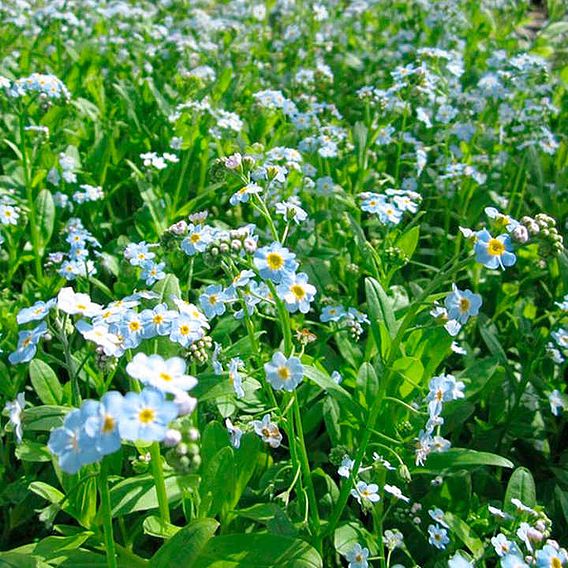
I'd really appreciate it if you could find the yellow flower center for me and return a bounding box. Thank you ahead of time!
[138,408,155,424]
[277,366,291,380]
[159,372,172,382]
[488,238,505,256]
[153,314,164,324]
[552,558,562,568]
[291,284,306,300]
[129,321,141,332]
[266,252,284,270]
[76,303,87,311]
[102,415,115,433]
[459,298,470,313]
[22,337,32,347]
[179,324,190,335]
[209,295,218,305]
[190,233,201,243]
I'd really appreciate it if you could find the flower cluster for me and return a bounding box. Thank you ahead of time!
[415,373,465,466]
[3,73,70,101]
[124,241,166,286]
[359,188,422,226]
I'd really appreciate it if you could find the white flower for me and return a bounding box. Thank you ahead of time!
[351,481,381,505]
[126,353,197,394]
[76,320,122,357]
[384,484,410,502]
[5,393,25,444]
[57,287,102,317]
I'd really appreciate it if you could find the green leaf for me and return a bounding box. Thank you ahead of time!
[15,441,52,462]
[143,515,181,539]
[504,467,536,513]
[478,315,508,364]
[152,519,219,568]
[29,360,63,405]
[68,473,97,528]
[153,274,181,309]
[444,513,484,559]
[0,552,51,568]
[189,533,322,567]
[232,434,261,506]
[233,503,281,523]
[395,225,420,261]
[24,406,68,431]
[421,449,514,471]
[365,277,397,357]
[29,482,65,505]
[356,362,379,409]
[35,189,55,254]
[303,365,360,417]
[199,447,235,518]
[33,533,93,561]
[334,522,378,556]
[111,474,183,516]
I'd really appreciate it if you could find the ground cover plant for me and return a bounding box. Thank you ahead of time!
[0,0,567,566]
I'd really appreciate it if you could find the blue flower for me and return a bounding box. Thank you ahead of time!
[475,229,516,270]
[234,281,267,320]
[448,553,474,568]
[16,299,56,325]
[118,388,178,442]
[140,303,177,338]
[251,414,282,448]
[360,192,387,214]
[181,224,213,256]
[124,241,155,267]
[83,392,124,456]
[535,544,568,567]
[229,183,262,206]
[501,554,529,568]
[265,351,304,391]
[199,284,228,319]
[444,284,482,325]
[344,543,369,568]
[276,272,316,314]
[140,260,166,286]
[426,374,465,418]
[228,357,245,398]
[428,524,449,550]
[320,305,346,322]
[169,313,203,347]
[225,418,243,449]
[117,310,144,349]
[254,243,298,283]
[350,481,381,506]
[9,321,48,365]
[48,407,101,474]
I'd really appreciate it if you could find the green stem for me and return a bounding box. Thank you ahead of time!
[267,281,293,356]
[18,109,43,283]
[254,194,279,241]
[293,395,321,552]
[99,460,118,568]
[325,255,471,538]
[150,442,171,524]
[58,316,81,406]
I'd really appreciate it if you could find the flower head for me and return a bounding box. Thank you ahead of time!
[119,389,178,442]
[264,352,304,392]
[474,229,516,270]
